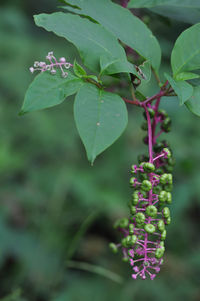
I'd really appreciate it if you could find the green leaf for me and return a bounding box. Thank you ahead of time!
[128,0,170,7]
[21,71,83,113]
[74,83,128,163]
[128,1,200,25]
[171,23,200,77]
[34,13,134,75]
[61,0,161,71]
[128,0,200,8]
[73,60,87,78]
[174,72,200,81]
[185,86,200,116]
[99,54,137,77]
[165,73,193,105]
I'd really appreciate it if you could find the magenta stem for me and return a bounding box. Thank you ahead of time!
[143,104,153,163]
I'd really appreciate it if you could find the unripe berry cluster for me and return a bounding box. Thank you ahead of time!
[110,104,175,280]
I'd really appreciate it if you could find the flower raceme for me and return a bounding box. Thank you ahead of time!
[110,105,174,280]
[29,51,73,78]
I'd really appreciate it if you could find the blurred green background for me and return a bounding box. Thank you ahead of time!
[0,0,200,300]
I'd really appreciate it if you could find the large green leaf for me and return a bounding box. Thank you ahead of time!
[61,0,161,71]
[165,73,193,105]
[128,0,200,24]
[34,13,136,76]
[128,0,200,8]
[171,23,200,77]
[74,83,128,163]
[185,86,200,116]
[21,71,83,113]
[128,0,172,7]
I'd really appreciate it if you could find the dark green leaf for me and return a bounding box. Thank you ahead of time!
[21,71,83,113]
[128,0,200,24]
[171,23,200,77]
[185,86,200,116]
[34,13,134,75]
[149,7,200,25]
[61,0,161,71]
[74,83,128,163]
[165,73,193,105]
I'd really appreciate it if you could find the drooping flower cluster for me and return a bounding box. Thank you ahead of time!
[110,104,175,280]
[29,51,73,78]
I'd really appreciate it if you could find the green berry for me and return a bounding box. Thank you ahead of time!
[122,237,128,248]
[130,206,137,215]
[148,108,156,118]
[122,235,137,247]
[157,219,165,232]
[141,180,152,192]
[122,257,129,262]
[163,148,171,158]
[130,235,137,244]
[160,173,173,185]
[129,224,134,234]
[160,174,168,185]
[143,162,155,173]
[132,193,139,205]
[114,218,129,229]
[160,241,165,247]
[163,207,170,218]
[143,108,155,119]
[146,205,157,217]
[132,197,139,206]
[166,192,172,204]
[166,216,171,225]
[144,223,156,234]
[158,190,168,203]
[135,212,146,224]
[130,177,136,185]
[155,246,165,259]
[161,230,167,241]
[109,243,118,254]
[163,117,171,127]
[158,109,168,118]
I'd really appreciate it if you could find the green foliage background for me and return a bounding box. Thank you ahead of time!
[0,0,200,300]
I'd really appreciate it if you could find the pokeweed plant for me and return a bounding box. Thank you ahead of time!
[21,0,200,280]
